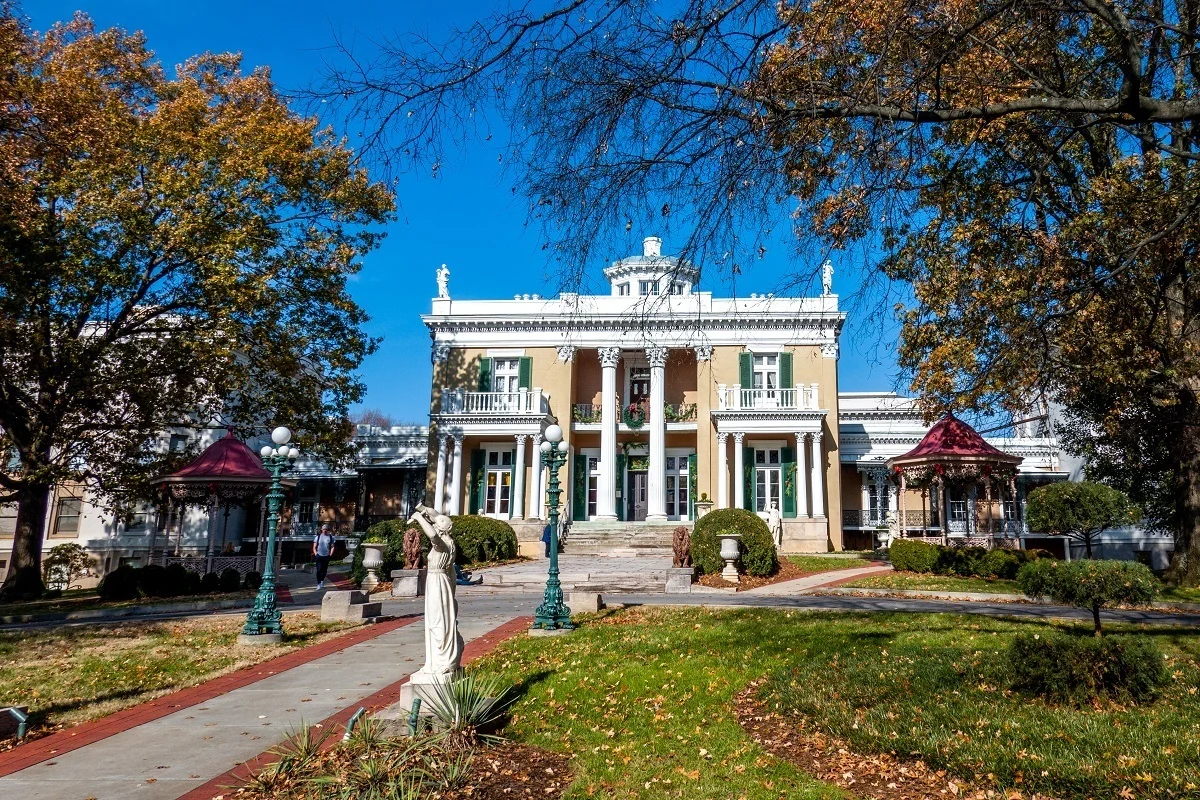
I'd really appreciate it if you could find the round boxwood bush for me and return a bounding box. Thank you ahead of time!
[219,567,242,593]
[98,564,140,602]
[200,571,221,594]
[243,571,263,591]
[137,564,169,597]
[161,563,191,597]
[889,539,939,573]
[1007,631,1168,704]
[183,569,203,595]
[690,508,777,577]
[1017,558,1159,635]
[449,516,518,565]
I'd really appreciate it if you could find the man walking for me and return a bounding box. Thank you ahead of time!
[312,524,336,590]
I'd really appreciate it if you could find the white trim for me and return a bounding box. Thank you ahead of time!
[486,349,527,357]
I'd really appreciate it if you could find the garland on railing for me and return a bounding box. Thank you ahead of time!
[623,402,647,429]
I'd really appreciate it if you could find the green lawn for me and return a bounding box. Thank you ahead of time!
[0,614,351,733]
[786,553,873,574]
[472,607,1200,799]
[836,571,1023,594]
[1162,585,1200,604]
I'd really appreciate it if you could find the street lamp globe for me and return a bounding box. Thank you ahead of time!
[287,447,300,460]
[544,424,563,444]
[260,445,273,458]
[540,440,552,453]
[271,426,291,446]
[558,441,568,453]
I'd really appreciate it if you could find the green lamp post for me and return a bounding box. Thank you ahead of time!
[532,423,573,632]
[238,426,298,645]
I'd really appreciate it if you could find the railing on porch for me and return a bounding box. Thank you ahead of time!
[572,403,602,423]
[440,388,548,414]
[664,402,697,422]
[572,401,697,424]
[844,509,942,530]
[842,509,889,528]
[160,554,266,577]
[716,385,821,411]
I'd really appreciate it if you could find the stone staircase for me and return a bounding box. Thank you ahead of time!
[563,520,689,557]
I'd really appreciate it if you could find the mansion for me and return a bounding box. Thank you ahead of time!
[424,237,1069,553]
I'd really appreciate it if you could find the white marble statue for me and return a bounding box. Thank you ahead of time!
[768,500,783,549]
[436,264,450,298]
[821,260,833,296]
[407,504,463,679]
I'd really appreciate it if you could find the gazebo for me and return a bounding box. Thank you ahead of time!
[151,427,279,575]
[886,413,1024,548]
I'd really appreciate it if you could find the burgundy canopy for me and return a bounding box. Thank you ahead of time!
[153,428,275,504]
[892,413,1020,465]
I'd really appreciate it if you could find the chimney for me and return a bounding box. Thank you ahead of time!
[643,236,662,258]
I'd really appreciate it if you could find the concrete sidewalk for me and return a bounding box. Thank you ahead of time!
[743,564,892,595]
[0,605,526,800]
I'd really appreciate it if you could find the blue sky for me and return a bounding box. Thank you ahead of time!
[27,1,907,422]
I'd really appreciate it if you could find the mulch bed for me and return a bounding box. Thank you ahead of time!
[735,681,1055,800]
[695,557,841,591]
[442,742,572,799]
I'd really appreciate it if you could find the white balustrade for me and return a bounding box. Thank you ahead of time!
[717,386,800,410]
[440,388,547,414]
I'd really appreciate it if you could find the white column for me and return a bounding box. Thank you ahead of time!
[716,432,729,509]
[646,346,669,521]
[433,432,448,513]
[732,432,745,509]
[796,432,810,517]
[810,431,825,517]
[597,347,621,520]
[448,432,464,515]
[513,434,527,519]
[530,433,544,520]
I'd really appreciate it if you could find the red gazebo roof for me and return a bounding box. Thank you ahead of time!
[155,428,272,485]
[891,413,1022,465]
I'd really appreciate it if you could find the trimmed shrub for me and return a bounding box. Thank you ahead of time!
[219,567,242,593]
[449,516,518,565]
[243,571,263,591]
[889,539,939,573]
[1008,631,1168,704]
[137,564,169,597]
[183,569,203,595]
[161,563,191,597]
[977,548,1024,580]
[1017,558,1159,634]
[200,571,221,594]
[691,508,778,577]
[98,564,139,602]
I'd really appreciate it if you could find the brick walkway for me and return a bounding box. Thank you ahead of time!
[0,610,527,800]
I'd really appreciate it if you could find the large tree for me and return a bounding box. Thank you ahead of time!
[324,0,1200,583]
[0,11,393,597]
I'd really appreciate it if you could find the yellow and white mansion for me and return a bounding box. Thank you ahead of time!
[423,237,1065,553]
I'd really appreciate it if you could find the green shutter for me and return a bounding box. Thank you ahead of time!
[518,356,532,390]
[738,352,752,388]
[779,352,793,391]
[743,447,755,511]
[468,449,486,514]
[781,446,797,518]
[477,358,493,391]
[615,453,626,521]
[573,454,588,521]
[688,453,698,520]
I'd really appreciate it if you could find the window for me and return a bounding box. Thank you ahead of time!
[629,367,651,406]
[665,456,691,520]
[168,434,189,454]
[638,280,660,295]
[484,450,514,516]
[297,501,316,524]
[491,358,521,394]
[751,354,778,402]
[54,497,82,535]
[618,283,630,296]
[587,456,600,518]
[867,481,890,524]
[669,282,685,295]
[0,504,16,535]
[125,504,155,534]
[754,449,782,513]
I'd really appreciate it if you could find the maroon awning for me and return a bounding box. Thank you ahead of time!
[153,428,273,494]
[891,413,1021,465]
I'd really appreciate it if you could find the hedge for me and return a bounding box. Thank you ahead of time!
[97,564,247,602]
[351,515,518,586]
[889,540,1044,579]
[1008,632,1168,704]
[691,508,778,578]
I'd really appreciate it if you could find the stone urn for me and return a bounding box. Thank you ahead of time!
[361,543,384,592]
[718,532,741,584]
[694,498,714,519]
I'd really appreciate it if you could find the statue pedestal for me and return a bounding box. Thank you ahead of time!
[391,568,427,597]
[665,567,695,594]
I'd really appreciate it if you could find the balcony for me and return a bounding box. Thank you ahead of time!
[439,388,549,415]
[571,401,698,426]
[716,385,820,411]
[842,509,943,529]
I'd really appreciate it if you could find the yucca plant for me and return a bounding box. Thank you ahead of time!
[422,671,513,750]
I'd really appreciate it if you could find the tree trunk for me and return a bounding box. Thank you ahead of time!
[0,483,52,599]
[1084,535,1093,559]
[1168,405,1200,586]
[1092,602,1102,637]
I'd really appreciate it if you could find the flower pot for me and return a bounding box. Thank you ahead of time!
[361,543,384,592]
[694,500,714,519]
[718,532,741,584]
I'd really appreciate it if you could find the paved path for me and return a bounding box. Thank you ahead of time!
[0,600,529,800]
[743,564,892,595]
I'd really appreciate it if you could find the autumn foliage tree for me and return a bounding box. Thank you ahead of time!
[325,0,1200,583]
[0,12,393,597]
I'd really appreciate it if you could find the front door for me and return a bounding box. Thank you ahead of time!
[627,472,648,521]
